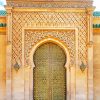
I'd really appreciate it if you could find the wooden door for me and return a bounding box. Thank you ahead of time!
[33,42,66,100]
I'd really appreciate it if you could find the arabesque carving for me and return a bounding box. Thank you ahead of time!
[24,29,75,67]
[12,11,87,68]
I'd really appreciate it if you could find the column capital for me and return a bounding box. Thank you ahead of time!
[87,41,93,48]
[5,6,13,16]
[86,7,95,15]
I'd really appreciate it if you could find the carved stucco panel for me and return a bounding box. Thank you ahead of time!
[12,11,87,67]
[24,30,75,67]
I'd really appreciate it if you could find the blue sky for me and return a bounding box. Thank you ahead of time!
[0,0,100,11]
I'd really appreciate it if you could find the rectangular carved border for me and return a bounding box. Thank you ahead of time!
[22,27,78,100]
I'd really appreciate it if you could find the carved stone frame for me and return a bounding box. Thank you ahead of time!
[22,27,78,100]
[6,6,94,100]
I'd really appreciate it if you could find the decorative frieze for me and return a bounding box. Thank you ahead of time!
[7,1,92,8]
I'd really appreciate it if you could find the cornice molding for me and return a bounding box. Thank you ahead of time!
[11,8,86,12]
[6,1,92,8]
[5,7,95,13]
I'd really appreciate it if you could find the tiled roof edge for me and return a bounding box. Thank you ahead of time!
[93,24,100,28]
[0,10,100,16]
[93,11,100,17]
[0,10,7,16]
[0,23,6,27]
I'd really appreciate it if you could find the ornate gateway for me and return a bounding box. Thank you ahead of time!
[6,0,94,100]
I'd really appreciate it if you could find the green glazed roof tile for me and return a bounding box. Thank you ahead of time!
[0,10,7,16]
[0,10,100,17]
[0,23,6,27]
[93,24,100,28]
[93,12,100,17]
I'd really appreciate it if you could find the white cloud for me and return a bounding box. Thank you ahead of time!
[0,0,6,10]
[0,5,5,10]
[0,0,6,5]
[93,0,100,11]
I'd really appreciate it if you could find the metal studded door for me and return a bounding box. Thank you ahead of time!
[33,42,66,100]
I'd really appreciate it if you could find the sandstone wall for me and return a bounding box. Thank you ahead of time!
[94,32,100,100]
[0,17,6,100]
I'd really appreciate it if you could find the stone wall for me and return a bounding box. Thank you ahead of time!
[0,16,6,100]
[94,33,100,100]
[93,16,100,100]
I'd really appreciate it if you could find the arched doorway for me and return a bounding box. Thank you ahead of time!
[33,42,66,100]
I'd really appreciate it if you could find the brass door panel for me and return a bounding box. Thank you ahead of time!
[33,42,66,100]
